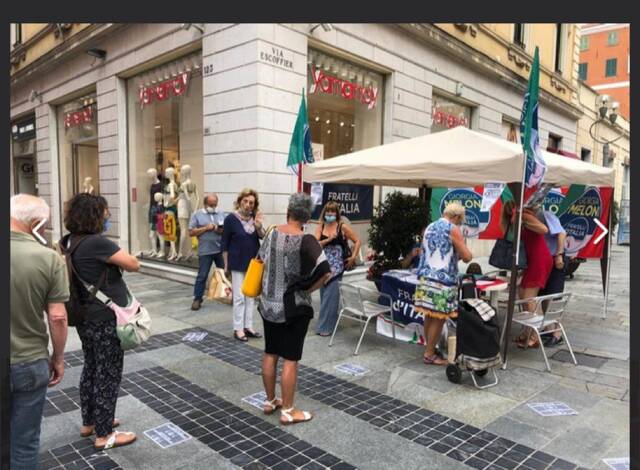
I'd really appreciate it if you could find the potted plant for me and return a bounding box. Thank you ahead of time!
[366,191,429,289]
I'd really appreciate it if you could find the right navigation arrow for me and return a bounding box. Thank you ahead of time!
[593,218,609,245]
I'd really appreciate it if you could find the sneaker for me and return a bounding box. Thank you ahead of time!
[191,299,202,311]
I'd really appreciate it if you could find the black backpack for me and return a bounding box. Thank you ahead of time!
[59,235,107,327]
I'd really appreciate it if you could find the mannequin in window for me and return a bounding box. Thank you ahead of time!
[83,177,95,195]
[152,192,166,258]
[177,164,198,260]
[163,167,180,260]
[145,168,164,256]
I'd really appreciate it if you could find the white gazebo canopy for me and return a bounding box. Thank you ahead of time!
[303,126,614,188]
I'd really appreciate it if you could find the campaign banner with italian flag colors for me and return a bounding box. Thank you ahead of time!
[430,185,612,258]
[430,187,504,240]
[555,185,613,259]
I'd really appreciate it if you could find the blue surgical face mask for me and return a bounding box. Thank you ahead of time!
[324,214,337,223]
[103,217,111,233]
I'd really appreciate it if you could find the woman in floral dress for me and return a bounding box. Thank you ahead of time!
[414,202,473,365]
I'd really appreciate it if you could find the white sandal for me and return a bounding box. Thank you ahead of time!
[95,430,137,450]
[280,407,313,425]
[263,397,282,415]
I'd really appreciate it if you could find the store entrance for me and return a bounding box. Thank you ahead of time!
[71,138,99,195]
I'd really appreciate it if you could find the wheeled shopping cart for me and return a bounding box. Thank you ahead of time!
[445,275,502,389]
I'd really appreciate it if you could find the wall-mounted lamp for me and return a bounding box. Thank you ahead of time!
[86,48,107,60]
[455,82,464,96]
[181,23,204,34]
[29,90,41,103]
[309,23,334,34]
[590,93,623,167]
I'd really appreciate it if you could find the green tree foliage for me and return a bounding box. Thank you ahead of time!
[366,191,429,281]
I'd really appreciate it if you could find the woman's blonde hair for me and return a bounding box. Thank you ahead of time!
[234,188,260,213]
[443,202,465,219]
[318,201,341,224]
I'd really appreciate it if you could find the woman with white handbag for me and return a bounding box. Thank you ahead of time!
[61,194,140,451]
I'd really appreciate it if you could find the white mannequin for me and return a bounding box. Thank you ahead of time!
[163,167,179,260]
[152,192,166,258]
[145,168,162,256]
[177,164,199,260]
[83,177,95,195]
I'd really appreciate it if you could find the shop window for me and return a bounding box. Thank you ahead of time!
[11,115,37,195]
[578,63,588,81]
[307,50,383,162]
[57,93,99,207]
[306,49,384,248]
[127,52,203,268]
[431,94,472,134]
[605,58,617,77]
[579,35,589,51]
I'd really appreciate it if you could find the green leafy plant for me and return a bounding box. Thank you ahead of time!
[610,199,619,230]
[366,191,429,282]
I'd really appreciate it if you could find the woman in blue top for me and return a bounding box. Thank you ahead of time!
[414,202,472,366]
[222,188,265,342]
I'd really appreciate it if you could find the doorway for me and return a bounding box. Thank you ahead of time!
[72,139,99,195]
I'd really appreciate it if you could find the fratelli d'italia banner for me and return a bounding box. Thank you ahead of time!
[430,185,613,259]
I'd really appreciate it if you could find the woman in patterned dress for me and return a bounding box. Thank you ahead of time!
[414,202,473,365]
[258,193,331,424]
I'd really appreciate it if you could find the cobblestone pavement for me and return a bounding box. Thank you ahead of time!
[39,246,630,470]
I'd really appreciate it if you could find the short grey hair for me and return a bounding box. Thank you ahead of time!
[10,194,49,224]
[203,193,219,205]
[287,192,314,223]
[443,202,465,218]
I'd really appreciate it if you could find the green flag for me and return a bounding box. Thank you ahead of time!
[287,89,313,169]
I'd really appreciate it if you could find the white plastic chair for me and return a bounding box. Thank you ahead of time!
[511,293,577,372]
[329,283,395,355]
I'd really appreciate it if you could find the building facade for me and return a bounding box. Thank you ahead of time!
[576,82,630,209]
[10,23,584,273]
[578,23,630,120]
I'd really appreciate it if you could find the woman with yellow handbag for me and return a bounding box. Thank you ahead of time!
[221,188,265,342]
[256,193,331,425]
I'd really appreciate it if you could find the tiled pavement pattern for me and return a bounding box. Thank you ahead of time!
[39,440,122,470]
[62,329,195,368]
[41,365,356,470]
[45,388,130,419]
[185,331,586,470]
[51,329,587,469]
[120,367,357,470]
[40,246,629,469]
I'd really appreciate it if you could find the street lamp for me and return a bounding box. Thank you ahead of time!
[589,94,622,167]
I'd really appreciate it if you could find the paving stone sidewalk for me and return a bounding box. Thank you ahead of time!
[39,246,630,469]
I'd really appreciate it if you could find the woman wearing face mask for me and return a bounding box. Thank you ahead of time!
[59,193,140,450]
[414,202,472,366]
[221,188,265,342]
[314,201,361,336]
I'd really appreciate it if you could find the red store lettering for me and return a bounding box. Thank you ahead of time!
[310,66,378,109]
[64,106,94,129]
[139,72,190,109]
